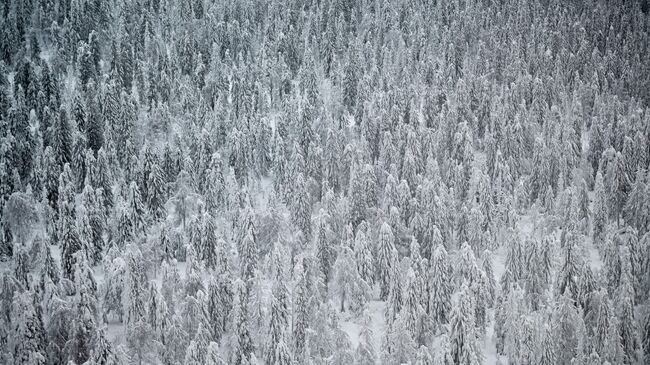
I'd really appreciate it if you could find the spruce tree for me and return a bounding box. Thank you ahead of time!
[616,248,640,365]
[146,156,167,220]
[59,167,82,281]
[292,257,311,363]
[447,282,483,365]
[91,327,120,365]
[292,173,312,246]
[401,268,424,345]
[354,228,374,286]
[238,210,258,285]
[10,292,47,365]
[429,244,452,332]
[125,181,146,237]
[349,160,367,229]
[51,107,73,170]
[377,222,396,300]
[333,243,369,314]
[314,209,334,288]
[200,212,219,269]
[229,280,254,365]
[264,274,290,365]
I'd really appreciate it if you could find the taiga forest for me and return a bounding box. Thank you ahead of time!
[1,0,650,364]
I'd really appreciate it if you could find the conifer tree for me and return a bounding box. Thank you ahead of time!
[10,292,47,365]
[353,226,374,285]
[93,148,113,211]
[447,282,483,365]
[125,181,146,237]
[553,294,586,365]
[292,257,311,363]
[13,247,30,289]
[314,209,334,287]
[68,296,96,364]
[200,212,219,270]
[229,280,254,365]
[206,260,233,343]
[292,172,312,245]
[401,268,424,345]
[382,308,416,365]
[555,231,585,303]
[624,168,648,234]
[51,107,73,170]
[429,244,452,332]
[377,222,396,300]
[587,288,611,357]
[264,273,290,365]
[238,210,258,285]
[333,243,369,314]
[91,327,120,365]
[59,167,82,281]
[538,324,556,365]
[349,160,367,229]
[42,244,60,285]
[146,156,167,220]
[385,254,403,327]
[616,248,640,365]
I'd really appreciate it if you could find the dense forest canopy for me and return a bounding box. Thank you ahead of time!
[1,0,650,364]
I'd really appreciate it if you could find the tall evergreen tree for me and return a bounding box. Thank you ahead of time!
[446,283,483,365]
[429,244,452,332]
[229,280,254,365]
[51,107,73,171]
[377,222,396,300]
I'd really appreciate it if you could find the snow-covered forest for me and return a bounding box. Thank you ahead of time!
[1,0,650,363]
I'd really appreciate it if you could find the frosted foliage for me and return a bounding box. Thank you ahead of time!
[0,0,649,364]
